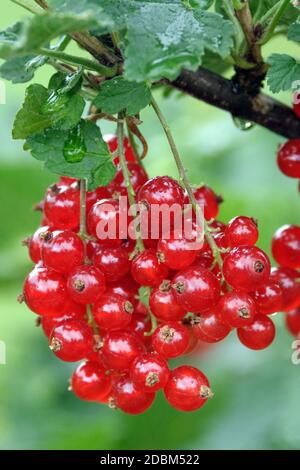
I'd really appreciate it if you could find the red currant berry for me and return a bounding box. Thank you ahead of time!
[157,233,198,270]
[293,93,300,118]
[164,366,213,412]
[41,230,84,273]
[138,176,185,208]
[28,225,50,263]
[130,352,169,393]
[151,322,190,359]
[237,315,275,350]
[252,281,283,315]
[270,267,300,311]
[108,163,148,196]
[110,375,155,414]
[192,312,231,342]
[285,308,300,336]
[41,301,86,337]
[185,185,221,221]
[71,361,112,401]
[131,249,169,287]
[93,247,130,282]
[272,224,300,269]
[104,134,136,165]
[100,331,145,371]
[223,246,271,291]
[225,216,258,247]
[67,265,106,304]
[277,140,300,178]
[44,183,80,230]
[218,291,257,328]
[49,319,94,362]
[92,293,133,331]
[23,265,68,316]
[127,314,152,345]
[149,280,186,322]
[172,266,221,313]
[59,176,78,185]
[107,276,139,301]
[87,198,126,246]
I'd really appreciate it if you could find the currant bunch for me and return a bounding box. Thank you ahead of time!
[20,133,300,415]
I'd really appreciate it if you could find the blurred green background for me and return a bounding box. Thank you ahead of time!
[0,1,300,451]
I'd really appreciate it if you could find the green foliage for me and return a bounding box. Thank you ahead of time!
[0,54,47,84]
[266,54,300,93]
[93,77,151,115]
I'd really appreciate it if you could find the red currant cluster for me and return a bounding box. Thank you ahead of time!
[20,134,300,415]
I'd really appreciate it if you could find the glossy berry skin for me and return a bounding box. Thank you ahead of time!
[41,301,86,337]
[225,216,258,247]
[223,246,271,292]
[92,293,133,331]
[164,366,212,412]
[192,313,231,343]
[28,225,50,263]
[277,140,300,178]
[108,163,148,196]
[131,249,169,287]
[104,134,136,165]
[127,314,152,345]
[87,198,125,247]
[185,185,220,221]
[93,247,130,282]
[49,319,94,362]
[100,331,145,371]
[252,281,283,315]
[172,266,221,313]
[149,280,186,322]
[130,353,170,393]
[151,322,190,359]
[270,267,300,312]
[157,233,198,270]
[138,176,185,208]
[285,308,300,336]
[272,225,300,269]
[237,315,275,350]
[41,230,84,274]
[23,265,68,316]
[44,183,80,230]
[71,361,112,402]
[218,291,257,328]
[110,375,155,414]
[107,276,139,301]
[67,265,106,304]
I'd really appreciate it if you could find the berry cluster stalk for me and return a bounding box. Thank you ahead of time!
[150,96,223,269]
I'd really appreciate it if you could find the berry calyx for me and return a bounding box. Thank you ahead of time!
[28,225,51,263]
[237,315,276,350]
[130,353,170,393]
[149,280,186,322]
[218,290,257,328]
[131,249,169,287]
[151,322,190,359]
[67,265,106,304]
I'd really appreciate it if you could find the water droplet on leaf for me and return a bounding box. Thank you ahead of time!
[63,123,86,163]
[232,117,255,131]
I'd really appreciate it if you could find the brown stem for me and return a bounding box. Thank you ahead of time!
[235,0,262,64]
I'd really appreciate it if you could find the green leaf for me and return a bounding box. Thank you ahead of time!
[288,16,300,42]
[125,4,233,82]
[24,120,116,190]
[0,11,109,59]
[266,54,300,93]
[0,54,47,83]
[249,0,299,25]
[93,77,151,115]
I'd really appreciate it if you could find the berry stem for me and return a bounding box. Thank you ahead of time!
[79,179,87,241]
[150,95,223,269]
[117,112,144,252]
[11,0,41,14]
[126,119,146,171]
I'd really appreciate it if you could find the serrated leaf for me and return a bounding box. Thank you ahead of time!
[93,77,151,115]
[266,54,300,93]
[25,120,116,190]
[181,0,213,9]
[288,17,300,42]
[0,54,47,83]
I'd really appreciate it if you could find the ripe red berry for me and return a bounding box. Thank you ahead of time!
[108,163,148,196]
[192,312,231,343]
[49,319,94,362]
[104,134,136,165]
[138,176,185,208]
[223,246,271,291]
[127,314,152,345]
[41,301,86,337]
[130,353,170,393]
[285,308,300,336]
[277,140,300,178]
[218,291,257,328]
[270,267,300,312]
[67,265,106,304]
[28,225,50,263]
[149,280,186,322]
[23,265,68,316]
[151,322,190,359]
[157,233,198,270]
[100,331,145,371]
[41,230,84,273]
[93,247,130,282]
[172,266,221,313]
[252,281,283,315]
[92,293,133,331]
[110,375,155,414]
[185,185,221,221]
[71,361,112,401]
[272,224,300,269]
[87,198,126,246]
[131,249,169,287]
[293,94,300,118]
[164,366,213,412]
[44,183,80,230]
[225,216,258,247]
[107,276,139,301]
[237,315,275,350]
